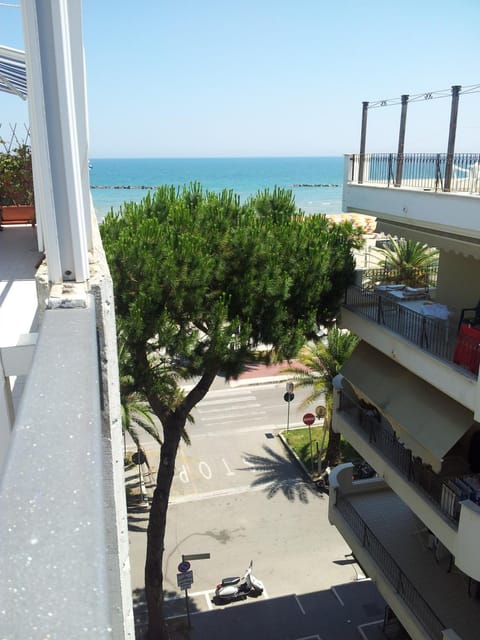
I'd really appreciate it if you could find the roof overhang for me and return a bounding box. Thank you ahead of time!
[0,45,27,100]
[340,341,475,472]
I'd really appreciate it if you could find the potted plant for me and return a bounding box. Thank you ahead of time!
[0,144,35,228]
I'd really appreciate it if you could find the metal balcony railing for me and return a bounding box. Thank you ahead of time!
[338,391,462,524]
[349,152,480,194]
[344,285,453,362]
[336,494,446,640]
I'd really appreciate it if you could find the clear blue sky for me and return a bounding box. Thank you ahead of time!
[1,0,479,158]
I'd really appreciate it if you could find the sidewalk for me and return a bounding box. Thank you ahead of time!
[228,359,304,387]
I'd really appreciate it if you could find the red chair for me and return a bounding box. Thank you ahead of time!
[453,324,480,374]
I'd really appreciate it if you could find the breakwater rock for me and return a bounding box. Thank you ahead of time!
[292,183,340,188]
[91,185,159,190]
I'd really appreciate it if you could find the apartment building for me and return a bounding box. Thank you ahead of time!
[329,91,480,640]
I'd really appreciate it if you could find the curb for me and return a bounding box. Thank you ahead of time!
[228,374,292,388]
[277,431,316,482]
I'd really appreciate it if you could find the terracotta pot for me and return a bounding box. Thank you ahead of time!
[0,205,36,229]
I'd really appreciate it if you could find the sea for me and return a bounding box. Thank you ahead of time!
[89,156,344,222]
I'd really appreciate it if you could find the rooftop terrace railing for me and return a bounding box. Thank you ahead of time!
[349,153,480,194]
[336,494,446,640]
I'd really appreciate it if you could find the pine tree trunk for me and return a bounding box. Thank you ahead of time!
[145,416,182,640]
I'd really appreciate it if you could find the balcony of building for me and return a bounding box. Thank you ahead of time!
[328,465,480,640]
[332,380,480,573]
[344,85,480,245]
[343,153,480,245]
[341,264,480,416]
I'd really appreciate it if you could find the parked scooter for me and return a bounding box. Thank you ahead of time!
[214,560,264,603]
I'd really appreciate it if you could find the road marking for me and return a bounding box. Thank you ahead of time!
[331,586,344,606]
[170,484,261,504]
[169,480,308,504]
[199,407,264,418]
[198,461,212,479]
[358,620,384,640]
[205,592,214,610]
[222,458,235,476]
[198,396,256,408]
[178,464,189,483]
[242,457,257,472]
[296,635,321,640]
[294,594,306,615]
[190,423,283,438]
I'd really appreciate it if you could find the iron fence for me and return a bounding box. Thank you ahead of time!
[338,391,460,524]
[344,286,451,361]
[336,495,446,640]
[361,265,439,290]
[349,152,480,194]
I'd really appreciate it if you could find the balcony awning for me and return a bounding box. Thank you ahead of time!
[340,341,474,472]
[0,45,27,100]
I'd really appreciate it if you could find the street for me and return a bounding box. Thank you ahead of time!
[127,377,387,639]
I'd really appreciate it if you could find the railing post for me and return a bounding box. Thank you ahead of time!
[358,101,369,184]
[444,85,461,192]
[435,153,443,192]
[395,94,409,187]
[387,154,394,186]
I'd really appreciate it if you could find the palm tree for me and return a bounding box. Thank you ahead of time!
[375,236,439,287]
[118,334,191,470]
[121,386,162,469]
[284,327,359,467]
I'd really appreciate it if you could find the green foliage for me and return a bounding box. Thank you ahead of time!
[245,186,297,221]
[101,184,358,404]
[374,236,439,287]
[100,183,360,634]
[283,327,359,465]
[0,144,34,206]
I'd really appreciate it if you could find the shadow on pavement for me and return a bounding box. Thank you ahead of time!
[159,579,390,640]
[242,444,322,503]
[133,587,202,640]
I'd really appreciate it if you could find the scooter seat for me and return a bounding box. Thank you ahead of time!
[221,576,240,586]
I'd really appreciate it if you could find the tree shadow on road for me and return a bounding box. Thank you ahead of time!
[133,587,200,640]
[242,444,322,503]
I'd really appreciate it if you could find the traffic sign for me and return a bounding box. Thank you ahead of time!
[132,450,146,465]
[177,570,193,589]
[284,392,294,402]
[178,561,191,573]
[182,553,211,561]
[303,412,315,425]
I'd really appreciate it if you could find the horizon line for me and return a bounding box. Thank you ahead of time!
[89,154,345,161]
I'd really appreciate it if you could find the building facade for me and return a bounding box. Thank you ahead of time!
[329,130,480,639]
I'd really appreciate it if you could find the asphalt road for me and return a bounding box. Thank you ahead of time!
[127,380,387,639]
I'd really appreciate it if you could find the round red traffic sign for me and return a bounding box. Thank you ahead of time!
[303,413,315,426]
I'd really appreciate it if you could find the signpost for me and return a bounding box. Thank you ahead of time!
[284,382,294,432]
[132,448,147,503]
[178,553,210,628]
[303,413,316,474]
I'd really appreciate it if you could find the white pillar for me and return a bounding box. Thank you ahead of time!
[21,0,90,283]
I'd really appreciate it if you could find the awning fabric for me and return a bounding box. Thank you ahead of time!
[340,341,474,472]
[0,45,27,100]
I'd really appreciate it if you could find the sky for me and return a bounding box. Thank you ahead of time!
[0,0,479,158]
